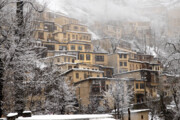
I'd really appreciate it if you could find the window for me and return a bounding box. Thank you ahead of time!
[72,59,75,63]
[78,46,82,50]
[80,54,84,60]
[84,73,87,79]
[59,46,67,50]
[141,115,143,119]
[57,58,60,62]
[86,54,90,60]
[101,81,105,91]
[44,22,54,32]
[68,34,70,40]
[140,83,144,89]
[64,57,66,62]
[71,45,75,50]
[38,32,44,39]
[83,35,86,40]
[97,75,99,77]
[95,55,104,62]
[92,84,100,93]
[92,81,100,93]
[74,26,78,30]
[124,62,127,66]
[68,57,70,62]
[81,27,85,31]
[54,26,57,30]
[120,62,123,66]
[106,71,111,77]
[124,54,127,58]
[59,46,63,50]
[106,85,109,91]
[72,34,75,39]
[63,33,66,38]
[85,45,91,50]
[76,73,79,78]
[136,83,139,89]
[119,54,122,58]
[68,66,72,70]
[44,44,55,50]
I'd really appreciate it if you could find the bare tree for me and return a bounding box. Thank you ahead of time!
[0,0,44,116]
[104,80,133,119]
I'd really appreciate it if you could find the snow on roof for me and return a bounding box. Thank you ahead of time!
[66,30,90,34]
[129,60,149,64]
[112,109,149,114]
[61,68,104,76]
[41,54,77,60]
[160,73,179,77]
[86,77,108,80]
[17,114,114,120]
[64,23,87,26]
[96,65,114,69]
[93,50,108,54]
[117,51,129,54]
[56,62,77,66]
[69,40,91,44]
[114,69,159,76]
[72,68,104,72]
[129,109,150,113]
[74,77,115,84]
[7,113,18,117]
[23,111,32,114]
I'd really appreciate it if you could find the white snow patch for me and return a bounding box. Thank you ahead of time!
[88,29,101,40]
[7,113,18,117]
[146,47,157,57]
[36,61,47,69]
[17,114,115,120]
[23,111,32,114]
[148,113,161,120]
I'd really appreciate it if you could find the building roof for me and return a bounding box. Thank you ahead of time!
[69,40,92,44]
[61,68,104,76]
[56,62,77,66]
[41,54,77,60]
[117,51,129,54]
[129,60,149,64]
[95,65,114,69]
[66,30,90,34]
[74,77,109,84]
[64,23,88,27]
[113,69,159,76]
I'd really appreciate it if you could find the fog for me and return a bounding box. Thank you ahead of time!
[37,0,180,24]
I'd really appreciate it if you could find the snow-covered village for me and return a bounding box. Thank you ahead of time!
[1,0,180,120]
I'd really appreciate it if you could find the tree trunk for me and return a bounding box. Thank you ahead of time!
[128,108,131,120]
[0,59,3,117]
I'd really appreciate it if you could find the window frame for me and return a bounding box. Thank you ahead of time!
[71,45,75,50]
[76,73,79,79]
[80,54,84,60]
[86,54,91,60]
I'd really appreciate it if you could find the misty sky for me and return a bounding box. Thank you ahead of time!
[37,0,180,24]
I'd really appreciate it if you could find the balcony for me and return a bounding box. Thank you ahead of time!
[134,89,145,94]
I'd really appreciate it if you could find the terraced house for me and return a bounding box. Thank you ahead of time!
[33,10,163,108]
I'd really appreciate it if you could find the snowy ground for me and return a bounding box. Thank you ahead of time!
[148,113,161,120]
[17,114,115,120]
